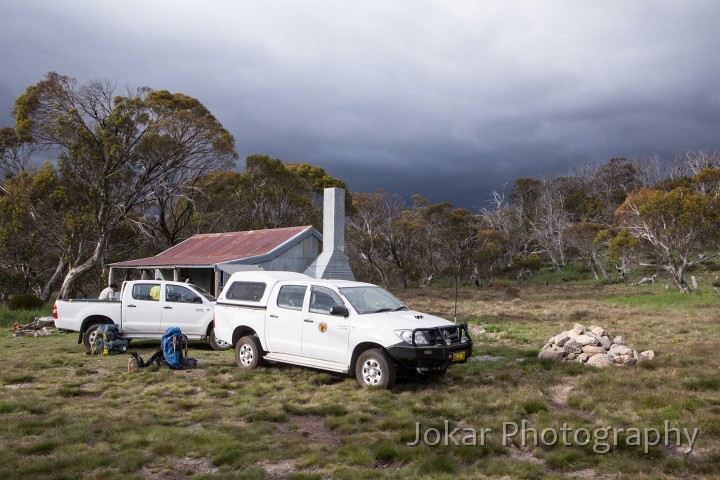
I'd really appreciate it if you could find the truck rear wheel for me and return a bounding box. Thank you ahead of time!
[356,348,396,389]
[82,324,102,352]
[209,330,232,351]
[235,336,263,369]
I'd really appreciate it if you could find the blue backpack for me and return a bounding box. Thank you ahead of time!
[136,327,197,370]
[162,327,186,368]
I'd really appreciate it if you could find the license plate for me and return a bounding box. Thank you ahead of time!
[452,351,466,362]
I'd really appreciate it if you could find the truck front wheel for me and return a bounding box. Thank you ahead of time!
[356,349,396,389]
[235,336,263,369]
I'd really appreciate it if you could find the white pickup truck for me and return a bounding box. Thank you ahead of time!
[53,280,229,351]
[214,271,473,388]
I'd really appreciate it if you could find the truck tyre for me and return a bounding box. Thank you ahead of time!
[209,330,232,351]
[235,336,263,369]
[82,323,102,352]
[356,348,396,389]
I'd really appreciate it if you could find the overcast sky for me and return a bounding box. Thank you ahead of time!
[2,1,720,209]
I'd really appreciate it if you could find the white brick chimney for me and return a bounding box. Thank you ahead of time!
[304,187,355,280]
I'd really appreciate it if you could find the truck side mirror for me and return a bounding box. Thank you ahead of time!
[193,296,203,304]
[330,305,349,317]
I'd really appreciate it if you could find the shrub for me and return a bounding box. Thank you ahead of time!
[522,399,548,414]
[705,261,720,271]
[8,294,44,311]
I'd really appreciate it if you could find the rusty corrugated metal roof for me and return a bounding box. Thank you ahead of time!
[112,226,314,267]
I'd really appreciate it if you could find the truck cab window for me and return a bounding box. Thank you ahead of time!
[309,287,344,315]
[132,283,161,301]
[226,282,266,301]
[277,285,307,311]
[166,285,200,303]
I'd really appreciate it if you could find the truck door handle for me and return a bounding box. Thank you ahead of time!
[163,306,173,310]
[269,314,278,318]
[338,325,348,330]
[304,319,314,323]
[127,304,136,308]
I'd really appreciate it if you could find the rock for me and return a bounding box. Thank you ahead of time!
[539,349,566,361]
[589,326,606,337]
[539,324,651,368]
[35,327,53,336]
[554,332,571,347]
[563,339,582,354]
[586,353,614,368]
[470,325,486,335]
[609,344,633,356]
[639,350,655,362]
[613,354,637,366]
[575,335,598,346]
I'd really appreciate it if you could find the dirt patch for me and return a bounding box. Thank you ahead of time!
[139,456,217,479]
[506,446,543,464]
[274,415,342,449]
[568,468,617,479]
[260,459,297,479]
[550,377,579,410]
[2,383,32,390]
[178,368,206,380]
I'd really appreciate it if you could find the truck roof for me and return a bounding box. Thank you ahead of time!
[225,271,311,284]
[303,278,376,289]
[225,271,375,289]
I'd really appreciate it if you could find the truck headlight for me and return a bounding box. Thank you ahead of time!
[394,329,430,345]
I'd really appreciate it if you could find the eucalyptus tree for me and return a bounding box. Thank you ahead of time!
[563,222,609,280]
[616,187,720,293]
[0,165,69,300]
[0,126,34,182]
[14,72,237,298]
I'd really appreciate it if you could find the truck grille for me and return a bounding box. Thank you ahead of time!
[414,324,470,346]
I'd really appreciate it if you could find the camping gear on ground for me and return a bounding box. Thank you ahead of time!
[128,352,144,371]
[105,339,129,355]
[129,327,197,370]
[90,324,124,355]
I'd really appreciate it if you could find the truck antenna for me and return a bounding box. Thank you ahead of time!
[454,268,459,325]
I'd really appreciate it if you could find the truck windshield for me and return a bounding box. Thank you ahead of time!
[191,285,216,302]
[338,286,407,314]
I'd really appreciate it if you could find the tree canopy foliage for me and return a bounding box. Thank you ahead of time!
[1,73,719,298]
[3,72,238,298]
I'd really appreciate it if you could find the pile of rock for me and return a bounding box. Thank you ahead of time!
[539,323,655,368]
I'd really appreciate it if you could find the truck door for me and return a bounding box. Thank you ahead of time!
[266,285,307,355]
[301,286,350,364]
[122,282,163,333]
[162,284,208,335]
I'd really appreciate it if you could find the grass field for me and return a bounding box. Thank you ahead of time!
[1,281,719,479]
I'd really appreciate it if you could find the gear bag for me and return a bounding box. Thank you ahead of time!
[90,324,125,355]
[133,327,197,370]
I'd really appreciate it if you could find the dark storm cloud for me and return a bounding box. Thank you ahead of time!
[2,0,720,209]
